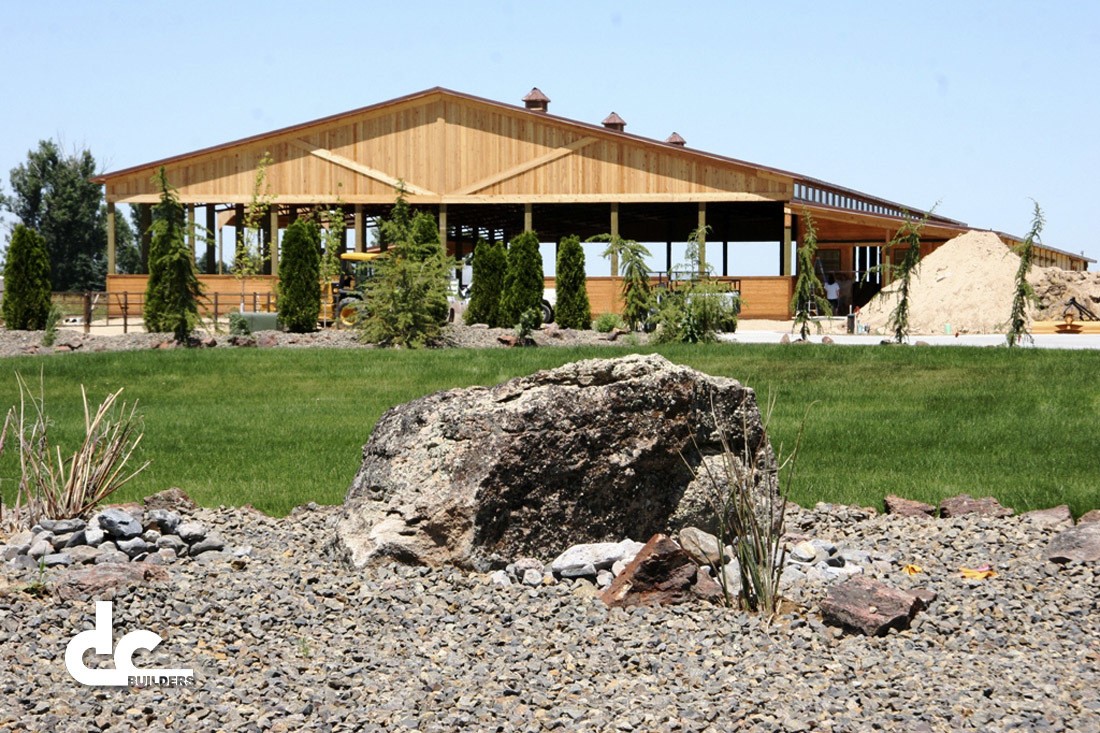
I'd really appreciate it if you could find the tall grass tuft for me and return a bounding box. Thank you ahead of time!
[0,373,150,532]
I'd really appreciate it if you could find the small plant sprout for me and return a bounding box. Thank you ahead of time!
[1006,201,1044,348]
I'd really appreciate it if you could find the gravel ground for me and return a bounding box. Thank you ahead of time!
[0,323,646,358]
[1,502,1096,732]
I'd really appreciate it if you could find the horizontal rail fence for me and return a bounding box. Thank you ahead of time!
[51,291,279,334]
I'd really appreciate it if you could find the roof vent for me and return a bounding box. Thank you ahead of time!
[522,87,550,113]
[665,132,686,146]
[602,112,626,132]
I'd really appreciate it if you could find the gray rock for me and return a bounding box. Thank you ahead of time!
[5,529,33,550]
[790,541,818,564]
[94,550,130,564]
[596,569,615,589]
[83,523,105,546]
[145,508,182,534]
[146,548,178,566]
[11,554,39,570]
[551,539,643,578]
[67,545,101,565]
[1043,522,1100,564]
[677,527,724,566]
[489,569,512,587]
[156,534,188,554]
[2,544,25,561]
[521,568,543,587]
[141,529,162,544]
[1021,505,1073,529]
[42,552,72,567]
[190,533,225,556]
[117,537,154,558]
[811,539,838,557]
[176,521,208,543]
[839,548,872,565]
[98,508,143,539]
[333,354,775,568]
[27,539,52,559]
[38,518,85,533]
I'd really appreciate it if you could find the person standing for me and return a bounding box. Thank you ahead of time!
[824,274,840,315]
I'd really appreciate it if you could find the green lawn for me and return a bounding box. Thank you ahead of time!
[0,344,1096,518]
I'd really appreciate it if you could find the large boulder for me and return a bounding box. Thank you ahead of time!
[332,354,775,568]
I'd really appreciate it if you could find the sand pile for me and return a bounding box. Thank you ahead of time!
[860,230,1023,335]
[1030,267,1100,320]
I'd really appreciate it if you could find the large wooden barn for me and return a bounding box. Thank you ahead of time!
[94,86,1091,320]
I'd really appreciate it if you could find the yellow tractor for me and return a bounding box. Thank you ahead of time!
[320,251,385,327]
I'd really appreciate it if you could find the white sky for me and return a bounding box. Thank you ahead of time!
[1,1,1097,273]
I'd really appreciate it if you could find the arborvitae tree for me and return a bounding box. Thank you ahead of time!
[554,235,591,329]
[790,211,831,340]
[464,238,506,327]
[2,224,52,330]
[1007,201,1044,347]
[358,189,452,347]
[143,167,204,342]
[278,218,322,333]
[499,230,544,326]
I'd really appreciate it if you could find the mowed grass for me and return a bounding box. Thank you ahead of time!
[0,344,1096,518]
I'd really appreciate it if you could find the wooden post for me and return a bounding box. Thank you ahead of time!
[354,204,365,253]
[781,208,793,277]
[609,203,620,277]
[270,207,280,275]
[697,202,706,275]
[186,204,196,262]
[218,225,224,275]
[882,232,893,286]
[523,203,533,233]
[106,202,116,275]
[438,203,448,252]
[139,204,152,273]
[722,240,728,277]
[234,203,245,271]
[205,205,216,274]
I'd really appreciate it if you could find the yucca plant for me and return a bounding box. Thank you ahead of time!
[0,373,150,531]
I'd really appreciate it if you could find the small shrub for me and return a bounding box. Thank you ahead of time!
[514,307,542,343]
[499,231,544,326]
[593,312,625,333]
[652,282,740,344]
[554,235,591,329]
[228,312,252,336]
[41,304,62,347]
[278,219,322,333]
[2,224,52,331]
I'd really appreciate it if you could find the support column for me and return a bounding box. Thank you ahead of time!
[139,204,152,273]
[270,208,280,275]
[523,203,533,233]
[781,208,793,277]
[186,204,196,263]
[205,205,216,274]
[218,225,224,275]
[697,202,706,275]
[106,202,116,276]
[722,240,728,277]
[234,204,245,270]
[881,231,893,286]
[439,203,448,251]
[354,205,365,253]
[609,203,620,277]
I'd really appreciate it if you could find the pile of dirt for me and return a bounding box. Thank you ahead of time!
[1031,268,1100,321]
[860,230,1022,335]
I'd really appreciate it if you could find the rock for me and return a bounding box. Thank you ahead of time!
[677,527,723,567]
[176,521,208,543]
[1077,509,1100,524]
[83,523,105,547]
[98,508,143,539]
[146,548,178,566]
[489,569,512,587]
[190,533,226,556]
[117,537,154,558]
[201,336,217,348]
[333,354,774,568]
[144,508,182,534]
[496,335,519,347]
[27,539,52,559]
[95,550,130,565]
[910,588,937,610]
[42,552,72,567]
[37,518,85,534]
[601,534,722,607]
[938,494,1013,518]
[789,541,817,564]
[780,334,790,344]
[228,335,256,347]
[596,569,615,589]
[67,546,101,565]
[156,535,188,554]
[256,332,279,348]
[55,562,170,601]
[1022,505,1074,529]
[4,529,33,551]
[143,487,197,513]
[1043,523,1100,564]
[521,568,542,587]
[141,529,162,544]
[551,540,642,578]
[819,576,922,636]
[821,336,834,345]
[884,494,936,518]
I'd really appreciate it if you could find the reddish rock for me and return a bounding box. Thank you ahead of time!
[1021,505,1073,529]
[256,332,279,348]
[1043,522,1100,564]
[143,487,197,513]
[884,494,936,518]
[601,534,721,608]
[55,562,170,601]
[938,494,1013,518]
[819,576,922,636]
[821,336,834,345]
[497,335,519,347]
[201,336,217,348]
[1078,510,1100,524]
[155,340,177,350]
[54,344,73,353]
[228,335,256,347]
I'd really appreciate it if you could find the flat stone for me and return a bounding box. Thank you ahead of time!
[56,562,170,600]
[144,509,182,534]
[67,546,102,565]
[190,533,225,556]
[37,518,85,534]
[94,550,130,565]
[176,521,208,543]
[938,494,1013,518]
[146,548,178,566]
[83,523,105,546]
[677,527,723,567]
[551,540,641,577]
[1021,505,1073,529]
[884,495,936,518]
[601,534,721,607]
[1043,522,1100,564]
[819,576,922,636]
[789,541,817,564]
[156,535,188,554]
[42,552,72,567]
[98,508,143,539]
